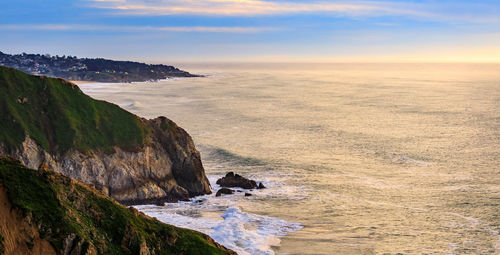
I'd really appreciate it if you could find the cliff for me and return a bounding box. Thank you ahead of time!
[0,157,235,255]
[0,66,211,204]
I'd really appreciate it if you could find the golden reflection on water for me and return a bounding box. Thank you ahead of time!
[81,63,500,254]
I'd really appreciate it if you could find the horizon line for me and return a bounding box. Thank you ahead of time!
[2,50,499,65]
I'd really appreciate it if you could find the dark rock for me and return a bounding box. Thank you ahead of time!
[37,162,52,173]
[216,188,234,197]
[244,193,252,197]
[258,182,266,189]
[216,172,261,189]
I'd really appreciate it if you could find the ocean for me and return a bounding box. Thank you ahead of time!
[79,63,500,254]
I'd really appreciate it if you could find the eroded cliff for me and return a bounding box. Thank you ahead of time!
[0,66,211,204]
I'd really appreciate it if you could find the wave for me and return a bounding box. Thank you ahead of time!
[135,175,303,255]
[212,207,302,255]
[125,100,143,110]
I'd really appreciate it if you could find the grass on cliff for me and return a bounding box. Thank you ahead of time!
[0,66,149,155]
[0,157,230,254]
[0,233,4,255]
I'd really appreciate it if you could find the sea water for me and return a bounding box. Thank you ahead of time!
[79,63,500,254]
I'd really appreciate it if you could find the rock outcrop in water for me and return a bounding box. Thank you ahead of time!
[216,172,266,190]
[0,66,211,204]
[215,188,234,197]
[0,157,235,254]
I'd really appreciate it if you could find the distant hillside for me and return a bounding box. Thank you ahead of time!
[0,51,198,83]
[0,157,235,255]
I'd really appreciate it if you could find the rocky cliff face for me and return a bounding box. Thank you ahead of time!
[0,117,211,205]
[0,66,211,205]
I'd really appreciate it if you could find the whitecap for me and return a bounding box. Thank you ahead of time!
[126,100,143,110]
[136,204,302,255]
[390,153,433,167]
[135,175,303,255]
[211,207,302,255]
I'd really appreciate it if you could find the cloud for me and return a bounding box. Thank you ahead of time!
[87,0,414,16]
[86,0,500,23]
[0,24,274,33]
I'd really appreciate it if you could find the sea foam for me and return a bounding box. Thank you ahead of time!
[135,176,302,255]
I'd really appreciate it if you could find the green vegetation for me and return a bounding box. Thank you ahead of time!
[0,51,197,83]
[0,157,232,254]
[160,119,176,133]
[0,66,149,155]
[0,233,4,255]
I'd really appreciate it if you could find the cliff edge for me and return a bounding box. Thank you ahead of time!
[0,66,211,204]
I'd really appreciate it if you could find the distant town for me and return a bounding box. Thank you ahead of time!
[0,51,198,83]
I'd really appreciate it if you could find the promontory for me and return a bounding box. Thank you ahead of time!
[0,66,211,205]
[0,51,199,83]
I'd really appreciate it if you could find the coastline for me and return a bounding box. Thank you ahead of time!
[70,75,202,85]
[70,80,96,85]
[78,64,500,254]
[0,67,235,253]
[134,174,303,255]
[75,78,304,255]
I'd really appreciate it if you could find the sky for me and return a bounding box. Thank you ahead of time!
[1,0,500,63]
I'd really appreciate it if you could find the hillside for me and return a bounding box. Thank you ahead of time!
[0,51,198,83]
[0,65,148,155]
[0,66,211,204]
[0,157,235,255]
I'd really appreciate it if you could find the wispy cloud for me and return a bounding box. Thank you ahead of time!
[0,24,274,33]
[86,0,500,23]
[87,0,417,17]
